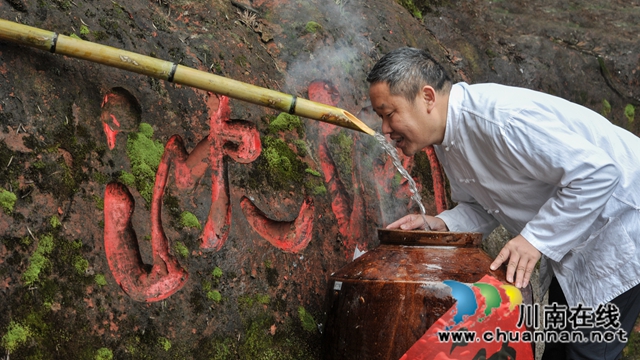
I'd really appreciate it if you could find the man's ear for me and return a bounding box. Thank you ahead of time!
[421,85,437,112]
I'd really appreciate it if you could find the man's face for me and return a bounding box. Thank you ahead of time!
[369,82,440,156]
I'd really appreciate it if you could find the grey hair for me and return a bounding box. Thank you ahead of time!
[367,47,452,102]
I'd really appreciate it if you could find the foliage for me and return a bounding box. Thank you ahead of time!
[305,168,321,177]
[297,306,317,333]
[0,187,17,214]
[260,136,306,189]
[158,337,171,351]
[1,321,31,353]
[207,290,222,302]
[179,211,201,229]
[95,274,108,287]
[396,0,422,19]
[268,113,304,136]
[95,347,113,360]
[50,215,62,229]
[22,234,55,285]
[173,241,189,258]
[74,255,89,275]
[601,99,611,118]
[304,21,322,33]
[326,131,354,191]
[118,171,136,187]
[126,123,165,204]
[624,104,635,123]
[212,267,223,278]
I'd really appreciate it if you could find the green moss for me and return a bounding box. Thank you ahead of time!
[304,168,326,196]
[256,294,270,305]
[173,241,189,258]
[268,113,304,136]
[70,33,81,39]
[1,321,31,352]
[293,139,308,156]
[312,184,327,196]
[73,256,89,275]
[304,21,322,33]
[212,266,223,279]
[92,31,108,41]
[234,54,248,67]
[263,260,272,269]
[0,187,17,214]
[119,171,136,187]
[50,215,62,229]
[138,123,154,138]
[95,347,113,360]
[80,25,90,36]
[485,48,497,58]
[158,337,171,351]
[93,195,104,211]
[305,168,321,177]
[392,172,403,188]
[207,290,222,302]
[95,274,108,287]
[396,0,422,19]
[199,312,320,359]
[20,236,32,246]
[601,99,612,118]
[126,123,165,204]
[202,279,212,292]
[259,136,306,189]
[326,131,354,187]
[240,316,277,359]
[179,211,201,229]
[238,294,270,309]
[298,306,317,333]
[22,234,55,285]
[209,338,234,360]
[93,171,109,184]
[625,104,635,123]
[624,329,640,358]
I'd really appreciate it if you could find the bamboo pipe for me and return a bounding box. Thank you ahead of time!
[0,18,375,135]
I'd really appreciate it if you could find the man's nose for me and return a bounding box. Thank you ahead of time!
[381,120,391,134]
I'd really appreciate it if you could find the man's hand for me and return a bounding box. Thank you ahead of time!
[490,235,540,288]
[386,214,449,231]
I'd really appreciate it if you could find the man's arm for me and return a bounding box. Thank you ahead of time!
[490,107,620,288]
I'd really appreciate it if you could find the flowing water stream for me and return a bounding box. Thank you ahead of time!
[374,132,431,231]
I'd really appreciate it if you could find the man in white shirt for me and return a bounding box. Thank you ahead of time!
[368,47,640,359]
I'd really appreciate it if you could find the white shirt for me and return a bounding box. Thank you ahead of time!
[435,82,640,307]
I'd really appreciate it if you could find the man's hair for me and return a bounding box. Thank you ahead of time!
[367,47,452,102]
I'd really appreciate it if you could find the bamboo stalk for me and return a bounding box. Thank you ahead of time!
[0,18,375,135]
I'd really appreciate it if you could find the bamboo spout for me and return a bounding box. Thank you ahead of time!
[0,18,375,135]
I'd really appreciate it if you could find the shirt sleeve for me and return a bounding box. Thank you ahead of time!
[436,174,500,238]
[501,107,620,262]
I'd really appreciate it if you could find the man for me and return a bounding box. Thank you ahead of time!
[367,47,640,359]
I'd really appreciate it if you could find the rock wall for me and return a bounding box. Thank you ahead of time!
[0,0,454,358]
[1,0,638,358]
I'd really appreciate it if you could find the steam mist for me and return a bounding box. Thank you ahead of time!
[278,0,426,230]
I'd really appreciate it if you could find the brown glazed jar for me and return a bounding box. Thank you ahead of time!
[322,229,526,360]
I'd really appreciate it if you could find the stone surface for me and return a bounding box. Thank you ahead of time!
[0,0,638,358]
